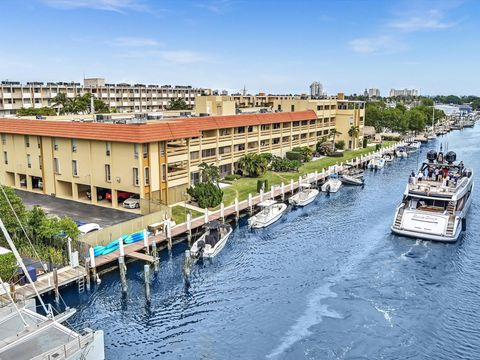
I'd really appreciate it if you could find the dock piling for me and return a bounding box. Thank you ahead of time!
[119,256,127,294]
[165,220,172,250]
[144,264,151,303]
[234,197,239,221]
[248,193,253,214]
[290,179,294,193]
[53,268,59,304]
[220,202,225,222]
[85,260,91,291]
[281,183,285,201]
[260,189,264,202]
[270,185,274,199]
[187,213,192,243]
[119,237,125,257]
[152,241,159,272]
[204,208,209,224]
[89,247,97,280]
[143,229,149,255]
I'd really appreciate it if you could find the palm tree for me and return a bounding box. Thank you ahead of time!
[238,154,267,177]
[329,128,342,152]
[198,162,220,184]
[51,92,69,115]
[348,125,360,149]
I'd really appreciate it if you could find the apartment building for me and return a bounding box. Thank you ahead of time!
[389,88,419,97]
[0,79,211,116]
[0,110,344,212]
[272,95,365,150]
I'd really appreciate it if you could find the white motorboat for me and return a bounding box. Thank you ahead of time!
[382,152,394,162]
[368,156,386,169]
[321,175,342,193]
[190,221,233,259]
[391,150,474,242]
[340,174,364,186]
[406,141,421,151]
[396,146,408,158]
[248,199,288,228]
[289,183,319,207]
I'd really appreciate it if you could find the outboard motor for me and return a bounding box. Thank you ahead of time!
[445,151,457,164]
[195,239,206,259]
[426,150,437,163]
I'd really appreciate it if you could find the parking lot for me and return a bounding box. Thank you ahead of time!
[16,190,141,228]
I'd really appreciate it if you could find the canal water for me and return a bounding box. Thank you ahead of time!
[60,125,480,359]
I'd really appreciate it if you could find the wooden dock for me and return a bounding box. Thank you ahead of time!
[90,144,400,273]
[2,265,86,302]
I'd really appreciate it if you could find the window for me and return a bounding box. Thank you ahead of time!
[190,151,199,160]
[317,105,323,111]
[25,135,30,148]
[293,121,300,127]
[71,139,77,152]
[72,160,78,176]
[37,136,41,149]
[218,146,231,155]
[162,164,166,181]
[235,126,245,134]
[202,148,216,158]
[277,104,282,111]
[144,167,150,185]
[53,137,59,151]
[260,124,270,131]
[39,155,42,170]
[159,142,165,156]
[133,167,140,186]
[291,105,295,112]
[3,151,7,165]
[54,158,60,174]
[1,134,6,145]
[247,126,254,133]
[219,129,231,136]
[143,144,148,159]
[134,144,139,159]
[106,142,111,156]
[272,138,280,145]
[26,154,31,168]
[273,123,281,129]
[105,164,111,182]
[302,120,308,126]
[191,171,200,185]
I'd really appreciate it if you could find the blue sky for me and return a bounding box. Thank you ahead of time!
[1,0,479,95]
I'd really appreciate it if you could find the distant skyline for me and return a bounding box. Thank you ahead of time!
[1,0,479,95]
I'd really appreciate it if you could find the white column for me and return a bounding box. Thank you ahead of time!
[220,202,225,221]
[89,247,96,268]
[204,208,209,224]
[119,237,124,257]
[143,229,148,248]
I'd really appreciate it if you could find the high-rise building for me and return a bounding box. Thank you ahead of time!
[0,78,211,116]
[389,88,418,97]
[310,82,323,98]
[367,88,380,98]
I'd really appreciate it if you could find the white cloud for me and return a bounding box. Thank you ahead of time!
[110,37,162,47]
[388,10,455,32]
[349,35,407,55]
[42,0,149,13]
[196,0,234,14]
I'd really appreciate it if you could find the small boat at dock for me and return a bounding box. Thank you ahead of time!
[368,156,386,170]
[248,200,288,228]
[190,221,232,259]
[321,175,342,193]
[289,183,319,207]
[396,146,408,158]
[339,164,364,186]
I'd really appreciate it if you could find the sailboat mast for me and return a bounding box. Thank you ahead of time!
[0,217,49,314]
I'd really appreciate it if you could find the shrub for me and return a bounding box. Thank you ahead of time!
[239,154,268,177]
[286,151,303,162]
[292,146,313,162]
[256,179,269,193]
[335,140,345,150]
[363,137,368,148]
[224,174,241,181]
[316,141,333,156]
[381,134,401,141]
[187,183,223,208]
[0,253,17,282]
[271,156,301,172]
[258,153,273,163]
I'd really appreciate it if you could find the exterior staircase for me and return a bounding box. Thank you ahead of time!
[447,201,456,215]
[394,210,404,228]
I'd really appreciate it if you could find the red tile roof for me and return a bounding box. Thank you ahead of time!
[0,111,316,143]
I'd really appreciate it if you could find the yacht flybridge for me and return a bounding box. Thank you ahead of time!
[391,150,474,242]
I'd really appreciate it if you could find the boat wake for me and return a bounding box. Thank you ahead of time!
[266,283,341,359]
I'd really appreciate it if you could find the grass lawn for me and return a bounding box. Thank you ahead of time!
[171,205,204,224]
[221,141,396,206]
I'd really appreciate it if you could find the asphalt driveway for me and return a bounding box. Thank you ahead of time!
[16,190,141,228]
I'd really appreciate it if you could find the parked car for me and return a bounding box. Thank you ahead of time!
[106,191,133,202]
[86,188,110,201]
[78,223,102,236]
[123,194,140,209]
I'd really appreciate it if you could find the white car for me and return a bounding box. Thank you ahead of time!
[78,223,102,235]
[123,194,140,209]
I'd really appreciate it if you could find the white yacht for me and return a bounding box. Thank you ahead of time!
[396,146,408,158]
[190,221,232,259]
[248,200,288,228]
[406,141,421,151]
[289,183,319,207]
[391,150,474,242]
[368,156,386,170]
[321,175,342,193]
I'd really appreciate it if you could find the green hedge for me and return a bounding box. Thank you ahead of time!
[256,179,269,193]
[286,151,303,161]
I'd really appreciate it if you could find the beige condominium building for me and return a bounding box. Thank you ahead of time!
[196,93,365,149]
[0,78,211,116]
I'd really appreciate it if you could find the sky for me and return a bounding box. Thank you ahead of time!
[0,0,479,96]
